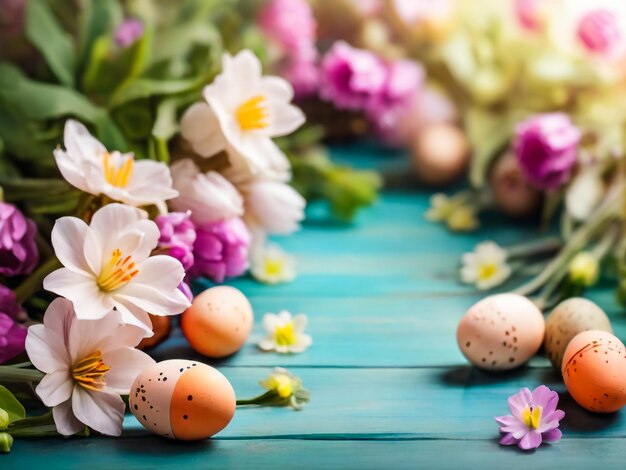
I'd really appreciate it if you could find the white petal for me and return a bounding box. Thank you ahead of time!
[264,101,306,137]
[51,216,92,275]
[290,334,312,352]
[119,160,178,206]
[127,255,186,293]
[67,307,123,362]
[53,399,84,436]
[53,149,91,193]
[72,386,125,436]
[102,347,155,394]
[263,313,279,334]
[258,338,277,351]
[36,370,73,407]
[64,120,106,163]
[116,283,190,317]
[25,324,70,374]
[277,310,293,324]
[88,203,148,256]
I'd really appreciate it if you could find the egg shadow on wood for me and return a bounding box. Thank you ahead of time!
[111,433,215,456]
[557,392,623,433]
[438,364,532,387]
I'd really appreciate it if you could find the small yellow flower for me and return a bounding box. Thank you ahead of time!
[251,243,296,285]
[461,241,511,290]
[260,368,310,410]
[425,193,456,222]
[447,206,479,232]
[258,311,312,354]
[569,252,598,287]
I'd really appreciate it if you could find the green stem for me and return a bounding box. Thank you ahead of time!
[12,257,61,305]
[0,366,44,384]
[506,236,563,260]
[236,391,277,406]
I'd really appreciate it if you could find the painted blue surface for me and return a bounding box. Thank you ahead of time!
[4,144,625,468]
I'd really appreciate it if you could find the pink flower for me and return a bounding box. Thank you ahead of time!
[514,0,544,31]
[258,0,317,56]
[319,41,387,111]
[114,18,144,48]
[0,202,39,277]
[0,284,23,320]
[283,59,320,99]
[190,217,250,283]
[514,113,580,190]
[0,312,26,364]
[495,385,565,450]
[156,212,196,271]
[577,9,622,55]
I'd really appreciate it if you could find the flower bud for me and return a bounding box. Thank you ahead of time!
[0,409,9,430]
[569,252,599,287]
[0,432,13,453]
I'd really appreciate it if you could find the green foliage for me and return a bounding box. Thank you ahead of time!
[0,386,26,425]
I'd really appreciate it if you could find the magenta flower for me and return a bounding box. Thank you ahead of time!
[156,212,196,271]
[257,0,317,56]
[514,113,580,190]
[319,41,387,111]
[190,217,250,283]
[0,284,24,321]
[114,18,144,47]
[283,58,320,99]
[495,386,565,451]
[514,0,543,31]
[577,9,622,55]
[0,202,39,277]
[0,312,27,364]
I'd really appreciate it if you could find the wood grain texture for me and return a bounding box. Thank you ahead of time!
[4,144,625,468]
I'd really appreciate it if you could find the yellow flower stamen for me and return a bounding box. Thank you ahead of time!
[103,152,134,187]
[71,350,110,392]
[264,259,283,277]
[274,322,296,347]
[478,263,497,281]
[267,375,293,398]
[97,248,139,292]
[522,406,542,430]
[235,95,268,131]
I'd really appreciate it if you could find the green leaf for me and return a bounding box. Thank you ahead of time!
[0,386,26,424]
[109,77,201,108]
[152,98,180,141]
[25,0,75,87]
[77,0,123,75]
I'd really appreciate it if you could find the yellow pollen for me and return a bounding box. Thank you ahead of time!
[103,152,134,187]
[522,406,542,430]
[274,322,296,347]
[478,263,497,281]
[235,95,268,131]
[97,248,139,292]
[71,350,110,392]
[264,259,283,277]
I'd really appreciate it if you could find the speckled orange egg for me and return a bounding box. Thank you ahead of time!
[181,286,253,358]
[457,294,545,371]
[130,359,235,440]
[562,330,626,413]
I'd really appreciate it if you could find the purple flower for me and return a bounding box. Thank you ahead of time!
[156,212,196,271]
[257,0,317,55]
[114,18,144,48]
[178,281,193,303]
[0,312,27,364]
[190,217,250,283]
[514,113,580,190]
[319,41,387,111]
[495,385,565,451]
[0,285,24,320]
[577,9,622,55]
[0,202,39,277]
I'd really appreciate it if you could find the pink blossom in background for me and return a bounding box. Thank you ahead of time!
[514,113,580,190]
[190,217,250,283]
[257,0,317,55]
[0,284,23,320]
[156,211,197,271]
[0,202,39,277]
[514,0,544,31]
[319,41,387,110]
[577,9,622,55]
[283,58,320,98]
[0,312,27,364]
[115,18,144,48]
[391,0,452,26]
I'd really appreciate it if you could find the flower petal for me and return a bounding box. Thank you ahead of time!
[25,324,70,374]
[36,370,73,407]
[263,313,279,333]
[52,399,84,436]
[51,216,91,275]
[292,314,308,333]
[72,386,125,436]
[258,338,277,351]
[53,149,91,194]
[542,428,562,443]
[102,347,155,394]
[499,433,519,446]
[519,430,542,450]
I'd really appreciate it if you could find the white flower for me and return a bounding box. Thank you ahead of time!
[180,49,305,178]
[43,203,190,332]
[460,241,511,290]
[565,168,604,222]
[246,179,306,235]
[25,297,155,436]
[251,243,296,284]
[169,159,244,225]
[258,311,312,354]
[53,120,178,207]
[425,193,456,222]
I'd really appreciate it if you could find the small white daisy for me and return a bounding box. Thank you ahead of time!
[258,311,312,354]
[460,241,511,290]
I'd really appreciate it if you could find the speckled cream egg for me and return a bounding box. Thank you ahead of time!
[562,330,626,413]
[544,298,613,369]
[181,286,253,358]
[457,294,545,371]
[130,359,236,440]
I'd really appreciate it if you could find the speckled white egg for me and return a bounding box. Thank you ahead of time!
[129,359,235,440]
[457,293,545,371]
[544,297,613,369]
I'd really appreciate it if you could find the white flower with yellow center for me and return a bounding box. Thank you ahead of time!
[251,243,296,285]
[53,120,178,207]
[460,241,511,290]
[425,193,456,222]
[260,367,310,410]
[180,49,305,178]
[258,311,312,354]
[43,203,190,332]
[25,297,155,436]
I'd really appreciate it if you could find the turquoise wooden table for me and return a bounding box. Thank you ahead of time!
[5,144,626,469]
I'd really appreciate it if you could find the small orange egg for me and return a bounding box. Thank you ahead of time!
[562,330,626,413]
[181,286,253,358]
[130,359,236,440]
